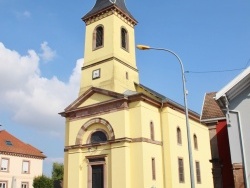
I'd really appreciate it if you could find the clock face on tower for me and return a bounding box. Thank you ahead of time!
[92,69,100,79]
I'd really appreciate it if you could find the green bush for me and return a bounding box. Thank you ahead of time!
[33,175,53,188]
[52,162,64,181]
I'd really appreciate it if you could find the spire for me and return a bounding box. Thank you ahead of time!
[82,0,137,24]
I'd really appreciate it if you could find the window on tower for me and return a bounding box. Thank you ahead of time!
[93,25,104,49]
[121,27,128,50]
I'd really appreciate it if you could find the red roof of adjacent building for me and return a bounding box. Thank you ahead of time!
[201,92,225,121]
[0,130,46,159]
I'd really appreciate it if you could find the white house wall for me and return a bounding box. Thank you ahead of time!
[0,154,43,188]
[228,85,250,185]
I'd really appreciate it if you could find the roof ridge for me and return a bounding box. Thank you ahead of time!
[0,130,46,158]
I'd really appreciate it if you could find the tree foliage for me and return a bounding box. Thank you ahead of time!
[52,162,64,181]
[33,175,53,188]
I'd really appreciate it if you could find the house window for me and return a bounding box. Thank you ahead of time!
[196,161,201,183]
[177,127,182,145]
[0,158,9,172]
[0,182,7,188]
[121,28,128,50]
[22,161,30,174]
[194,134,198,149]
[5,140,13,146]
[21,182,29,188]
[91,131,108,144]
[178,158,185,183]
[93,25,104,49]
[152,158,156,180]
[150,121,155,141]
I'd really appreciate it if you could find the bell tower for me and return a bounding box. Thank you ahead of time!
[79,0,139,95]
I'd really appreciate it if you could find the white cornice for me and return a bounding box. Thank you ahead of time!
[215,66,250,101]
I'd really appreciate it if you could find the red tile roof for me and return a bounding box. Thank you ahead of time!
[201,92,225,121]
[0,130,46,159]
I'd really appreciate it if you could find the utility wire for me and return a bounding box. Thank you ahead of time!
[185,68,244,74]
[186,59,250,74]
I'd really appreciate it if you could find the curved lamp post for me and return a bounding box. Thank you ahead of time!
[137,44,195,188]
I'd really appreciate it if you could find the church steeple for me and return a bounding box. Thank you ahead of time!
[79,0,139,95]
[82,0,137,24]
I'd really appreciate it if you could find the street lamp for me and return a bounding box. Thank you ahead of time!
[137,44,195,188]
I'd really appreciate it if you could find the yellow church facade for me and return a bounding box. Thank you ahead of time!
[60,1,213,188]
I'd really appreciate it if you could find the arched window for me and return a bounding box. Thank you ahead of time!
[194,134,198,149]
[121,28,128,50]
[93,25,104,49]
[150,121,155,141]
[90,131,107,144]
[177,127,182,144]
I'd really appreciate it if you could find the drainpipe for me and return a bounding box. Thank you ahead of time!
[223,95,249,188]
[222,95,230,126]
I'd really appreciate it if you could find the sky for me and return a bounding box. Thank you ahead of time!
[0,0,250,176]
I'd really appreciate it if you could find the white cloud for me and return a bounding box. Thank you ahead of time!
[0,42,82,136]
[23,11,31,18]
[15,10,31,19]
[39,41,56,62]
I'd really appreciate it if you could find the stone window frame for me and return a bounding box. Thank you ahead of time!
[86,155,107,188]
[75,118,115,145]
[121,27,129,51]
[177,127,182,145]
[21,182,29,188]
[195,161,201,184]
[22,160,30,174]
[93,25,104,50]
[0,181,8,188]
[178,157,185,183]
[86,129,109,144]
[0,157,10,172]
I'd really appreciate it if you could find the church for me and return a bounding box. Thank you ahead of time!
[60,0,213,187]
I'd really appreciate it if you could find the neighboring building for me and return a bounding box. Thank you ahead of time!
[60,0,213,188]
[201,67,250,188]
[0,130,46,188]
[201,92,234,188]
[215,67,250,188]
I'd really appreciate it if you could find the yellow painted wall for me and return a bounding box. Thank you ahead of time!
[80,93,113,107]
[161,107,213,187]
[79,59,139,95]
